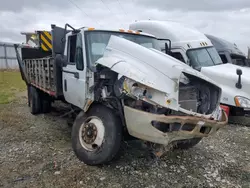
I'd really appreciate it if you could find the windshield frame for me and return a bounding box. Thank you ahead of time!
[84,30,160,68]
[186,46,223,70]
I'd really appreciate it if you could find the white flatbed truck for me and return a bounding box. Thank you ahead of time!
[15,23,227,165]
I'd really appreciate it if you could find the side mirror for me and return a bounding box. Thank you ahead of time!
[55,54,68,68]
[165,43,169,55]
[235,68,242,89]
[236,68,242,76]
[164,39,172,55]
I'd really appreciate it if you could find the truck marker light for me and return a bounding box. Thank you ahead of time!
[127,30,133,33]
[234,97,241,107]
[88,28,95,30]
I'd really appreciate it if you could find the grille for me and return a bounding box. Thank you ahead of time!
[178,73,221,115]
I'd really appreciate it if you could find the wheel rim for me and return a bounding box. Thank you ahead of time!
[79,116,105,151]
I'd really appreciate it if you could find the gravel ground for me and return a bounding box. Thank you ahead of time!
[0,94,249,188]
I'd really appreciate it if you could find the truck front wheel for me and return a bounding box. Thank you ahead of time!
[71,104,122,165]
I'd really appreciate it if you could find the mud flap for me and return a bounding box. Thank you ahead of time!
[14,44,28,85]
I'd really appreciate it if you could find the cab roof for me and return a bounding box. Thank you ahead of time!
[206,34,246,56]
[129,20,211,44]
[80,27,156,38]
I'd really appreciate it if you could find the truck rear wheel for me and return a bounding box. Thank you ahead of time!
[41,100,51,113]
[28,86,41,115]
[71,104,122,165]
[41,94,52,113]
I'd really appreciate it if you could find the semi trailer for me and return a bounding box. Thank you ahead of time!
[15,23,227,165]
[130,20,250,125]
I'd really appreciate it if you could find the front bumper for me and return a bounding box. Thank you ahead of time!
[124,106,228,145]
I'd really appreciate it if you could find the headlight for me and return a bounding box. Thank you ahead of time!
[234,96,250,108]
[122,77,166,106]
[123,78,155,104]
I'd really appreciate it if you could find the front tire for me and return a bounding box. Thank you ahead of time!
[71,104,122,165]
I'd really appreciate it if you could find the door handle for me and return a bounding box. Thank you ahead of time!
[64,79,67,91]
[63,70,79,79]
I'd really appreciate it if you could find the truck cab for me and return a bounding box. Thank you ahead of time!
[16,23,227,165]
[206,34,249,67]
[129,20,250,122]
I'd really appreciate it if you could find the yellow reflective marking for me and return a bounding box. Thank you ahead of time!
[41,43,48,51]
[44,31,52,41]
[41,34,52,49]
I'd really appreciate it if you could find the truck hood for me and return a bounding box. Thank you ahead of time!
[96,35,221,112]
[201,63,250,102]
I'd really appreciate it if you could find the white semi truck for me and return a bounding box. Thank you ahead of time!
[15,23,227,165]
[206,34,249,67]
[130,20,250,125]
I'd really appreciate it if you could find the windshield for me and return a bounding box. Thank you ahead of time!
[187,47,223,68]
[231,54,246,66]
[85,31,160,64]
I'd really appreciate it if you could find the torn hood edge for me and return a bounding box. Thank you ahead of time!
[96,35,222,118]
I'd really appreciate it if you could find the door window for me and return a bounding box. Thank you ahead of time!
[219,54,228,64]
[67,33,84,70]
[171,52,185,63]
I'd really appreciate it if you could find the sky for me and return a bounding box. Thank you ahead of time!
[0,0,249,54]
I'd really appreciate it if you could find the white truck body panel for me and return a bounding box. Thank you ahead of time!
[201,64,250,106]
[129,20,250,107]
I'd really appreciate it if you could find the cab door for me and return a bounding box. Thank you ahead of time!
[62,32,86,108]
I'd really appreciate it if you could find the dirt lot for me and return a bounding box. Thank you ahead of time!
[0,93,250,188]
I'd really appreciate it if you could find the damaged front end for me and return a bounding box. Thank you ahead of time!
[115,74,227,146]
[96,35,228,148]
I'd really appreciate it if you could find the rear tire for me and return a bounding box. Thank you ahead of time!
[71,104,122,165]
[28,86,41,115]
[41,97,52,113]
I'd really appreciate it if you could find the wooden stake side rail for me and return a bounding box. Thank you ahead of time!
[24,58,56,96]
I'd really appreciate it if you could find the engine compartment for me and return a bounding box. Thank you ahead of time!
[179,73,221,115]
